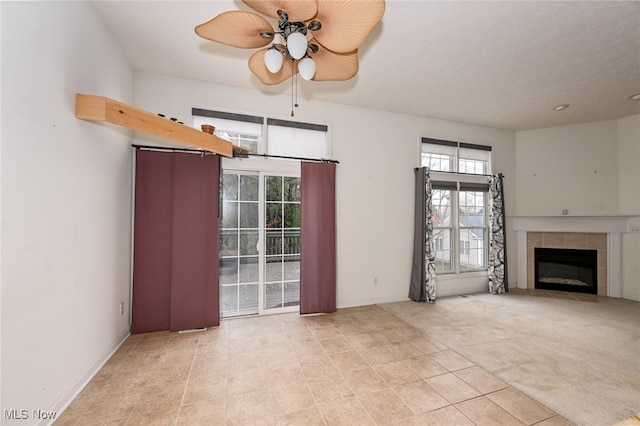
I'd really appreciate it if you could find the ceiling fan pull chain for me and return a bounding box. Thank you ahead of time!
[294,67,299,109]
[291,60,295,117]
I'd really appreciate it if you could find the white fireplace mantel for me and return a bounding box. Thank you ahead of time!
[510,215,634,298]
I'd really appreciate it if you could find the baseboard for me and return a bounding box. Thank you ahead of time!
[40,327,131,426]
[337,294,410,310]
[622,291,640,302]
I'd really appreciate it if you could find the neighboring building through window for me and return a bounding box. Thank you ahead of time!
[422,138,491,273]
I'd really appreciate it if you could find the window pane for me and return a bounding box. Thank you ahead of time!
[431,189,451,227]
[192,115,262,154]
[220,284,238,312]
[220,230,238,255]
[265,283,283,309]
[266,176,282,201]
[240,175,259,201]
[283,255,300,280]
[266,203,282,229]
[433,228,453,272]
[239,257,258,282]
[218,131,259,153]
[459,144,491,174]
[221,174,238,201]
[283,231,300,255]
[459,191,485,227]
[265,256,282,281]
[219,258,238,285]
[283,177,301,201]
[239,230,258,256]
[459,228,486,271]
[421,153,454,172]
[239,202,258,228]
[459,158,488,175]
[265,229,282,255]
[284,282,300,307]
[239,284,258,310]
[284,204,301,228]
[221,202,238,229]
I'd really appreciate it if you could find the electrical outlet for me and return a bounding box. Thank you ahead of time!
[119,301,125,315]
[630,226,640,234]
[373,276,379,286]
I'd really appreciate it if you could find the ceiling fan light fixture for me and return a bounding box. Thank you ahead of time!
[298,57,316,80]
[287,31,308,60]
[264,47,284,73]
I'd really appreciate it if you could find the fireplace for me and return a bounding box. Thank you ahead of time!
[513,216,633,298]
[534,247,598,294]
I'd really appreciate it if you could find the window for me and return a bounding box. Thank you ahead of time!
[423,138,491,273]
[267,118,329,159]
[192,108,330,160]
[193,109,263,154]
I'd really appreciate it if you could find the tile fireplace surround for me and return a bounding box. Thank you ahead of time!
[526,232,606,295]
[512,216,632,298]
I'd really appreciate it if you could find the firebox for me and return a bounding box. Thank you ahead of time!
[534,247,598,294]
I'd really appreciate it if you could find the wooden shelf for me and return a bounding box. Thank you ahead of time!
[75,94,240,157]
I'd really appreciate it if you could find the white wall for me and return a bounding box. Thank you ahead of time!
[515,120,620,216]
[617,114,640,300]
[1,2,133,421]
[617,114,640,214]
[133,72,516,307]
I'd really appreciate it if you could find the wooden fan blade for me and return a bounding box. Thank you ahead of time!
[243,0,317,22]
[311,41,359,81]
[195,11,274,48]
[249,48,295,85]
[312,0,385,53]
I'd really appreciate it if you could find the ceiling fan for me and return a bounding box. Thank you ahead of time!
[195,0,385,87]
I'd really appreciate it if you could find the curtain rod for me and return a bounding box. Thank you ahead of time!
[132,144,338,164]
[413,167,504,178]
[235,152,339,164]
[132,144,209,154]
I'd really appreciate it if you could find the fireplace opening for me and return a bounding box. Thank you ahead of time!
[534,247,598,294]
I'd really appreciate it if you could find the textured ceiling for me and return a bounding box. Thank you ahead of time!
[92,1,640,131]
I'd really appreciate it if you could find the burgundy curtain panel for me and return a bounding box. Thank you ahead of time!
[131,150,220,333]
[131,151,174,333]
[300,162,337,314]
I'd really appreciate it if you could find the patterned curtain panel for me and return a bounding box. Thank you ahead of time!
[409,167,437,303]
[488,173,508,294]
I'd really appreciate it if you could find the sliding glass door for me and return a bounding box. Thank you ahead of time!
[219,171,300,317]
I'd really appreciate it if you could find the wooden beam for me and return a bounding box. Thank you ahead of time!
[75,94,238,157]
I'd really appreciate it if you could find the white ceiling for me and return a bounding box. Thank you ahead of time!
[93,0,640,131]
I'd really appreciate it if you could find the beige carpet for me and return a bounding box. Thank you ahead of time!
[383,289,640,426]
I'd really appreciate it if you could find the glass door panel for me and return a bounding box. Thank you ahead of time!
[264,176,301,311]
[220,173,259,316]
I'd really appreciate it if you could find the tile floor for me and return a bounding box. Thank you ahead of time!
[56,305,574,425]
